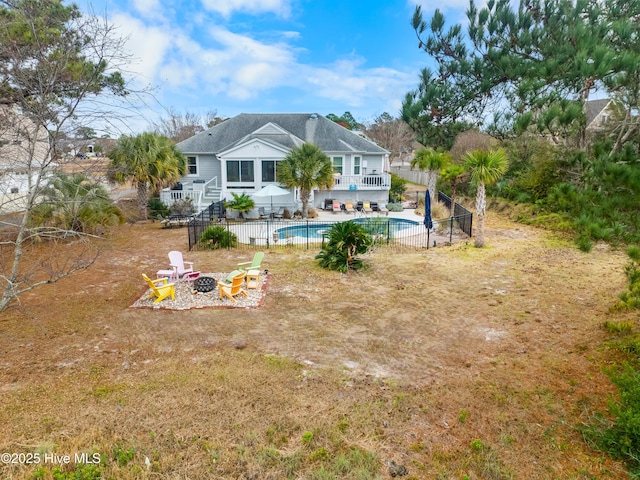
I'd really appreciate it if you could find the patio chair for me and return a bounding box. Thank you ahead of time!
[344,200,356,214]
[332,200,342,213]
[142,273,175,304]
[377,203,389,216]
[218,272,248,302]
[362,201,373,213]
[223,269,244,283]
[258,207,269,219]
[168,250,194,280]
[238,251,264,272]
[273,207,285,219]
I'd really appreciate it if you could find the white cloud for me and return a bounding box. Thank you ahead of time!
[104,7,416,125]
[299,57,415,110]
[191,27,297,99]
[132,0,162,19]
[200,0,291,17]
[111,13,172,84]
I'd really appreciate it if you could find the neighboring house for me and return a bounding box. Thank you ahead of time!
[0,108,52,213]
[585,98,615,132]
[55,137,116,161]
[166,113,390,216]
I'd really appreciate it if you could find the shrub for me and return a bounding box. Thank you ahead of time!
[170,197,195,216]
[316,221,372,273]
[148,197,169,218]
[199,225,237,249]
[386,202,404,212]
[593,363,640,475]
[29,173,125,234]
[389,173,407,202]
[616,245,640,311]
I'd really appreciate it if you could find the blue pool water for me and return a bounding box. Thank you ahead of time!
[275,218,419,240]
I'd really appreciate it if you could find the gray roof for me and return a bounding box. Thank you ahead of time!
[177,113,388,155]
[586,99,611,127]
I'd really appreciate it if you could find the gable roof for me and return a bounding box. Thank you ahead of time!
[585,99,612,128]
[177,113,388,155]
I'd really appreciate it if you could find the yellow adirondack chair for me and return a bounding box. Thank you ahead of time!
[142,273,175,304]
[218,272,247,302]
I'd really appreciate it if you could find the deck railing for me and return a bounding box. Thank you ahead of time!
[159,188,202,207]
[331,173,391,191]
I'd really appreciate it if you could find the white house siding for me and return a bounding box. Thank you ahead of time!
[175,113,391,213]
[192,154,220,185]
[0,109,52,213]
[218,139,292,204]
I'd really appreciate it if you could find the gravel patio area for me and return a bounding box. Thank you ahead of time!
[131,272,269,310]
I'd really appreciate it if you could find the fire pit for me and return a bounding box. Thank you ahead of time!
[193,276,216,293]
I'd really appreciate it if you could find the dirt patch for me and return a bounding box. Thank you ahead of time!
[0,212,633,478]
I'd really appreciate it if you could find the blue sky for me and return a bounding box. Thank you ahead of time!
[77,0,471,131]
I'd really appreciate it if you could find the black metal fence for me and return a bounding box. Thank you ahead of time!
[188,216,434,251]
[185,195,472,251]
[437,191,473,238]
[187,200,226,250]
[187,214,472,252]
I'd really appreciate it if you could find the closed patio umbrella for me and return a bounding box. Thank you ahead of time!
[424,189,433,230]
[252,184,290,212]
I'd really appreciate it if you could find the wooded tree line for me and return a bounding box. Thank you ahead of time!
[403,0,640,152]
[402,0,640,250]
[0,0,134,311]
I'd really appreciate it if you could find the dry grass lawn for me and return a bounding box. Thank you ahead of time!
[0,210,636,479]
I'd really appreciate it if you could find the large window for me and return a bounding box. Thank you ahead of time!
[227,160,254,182]
[332,156,343,174]
[186,156,198,175]
[262,160,276,182]
[353,156,361,175]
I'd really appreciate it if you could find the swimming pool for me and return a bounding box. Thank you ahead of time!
[275,217,420,240]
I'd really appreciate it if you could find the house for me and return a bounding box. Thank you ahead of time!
[585,98,616,132]
[0,108,52,213]
[165,113,390,217]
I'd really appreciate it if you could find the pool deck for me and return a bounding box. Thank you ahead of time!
[313,207,423,223]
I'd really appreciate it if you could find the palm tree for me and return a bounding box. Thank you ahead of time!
[107,132,187,219]
[225,192,255,220]
[276,143,333,218]
[30,173,124,234]
[316,220,372,272]
[463,148,509,248]
[440,163,467,217]
[411,148,451,203]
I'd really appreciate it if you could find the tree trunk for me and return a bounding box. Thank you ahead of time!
[450,180,457,218]
[300,189,311,218]
[427,170,437,203]
[136,180,148,220]
[474,182,486,248]
[612,108,638,153]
